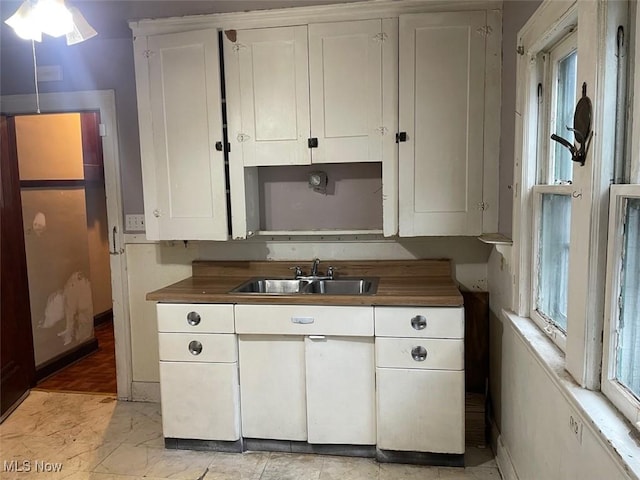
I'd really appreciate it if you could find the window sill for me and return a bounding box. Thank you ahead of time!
[502,309,640,480]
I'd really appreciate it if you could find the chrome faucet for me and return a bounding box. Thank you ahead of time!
[310,258,320,276]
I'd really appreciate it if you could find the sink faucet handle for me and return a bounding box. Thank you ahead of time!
[326,266,337,279]
[289,266,303,278]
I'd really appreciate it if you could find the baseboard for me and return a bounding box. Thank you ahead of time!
[94,309,113,327]
[35,338,99,382]
[131,381,160,402]
[495,434,519,480]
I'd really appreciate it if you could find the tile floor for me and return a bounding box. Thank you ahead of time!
[0,391,500,480]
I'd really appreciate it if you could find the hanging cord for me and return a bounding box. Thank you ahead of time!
[31,39,41,114]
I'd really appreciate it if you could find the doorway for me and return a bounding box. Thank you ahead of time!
[12,111,116,394]
[1,90,131,403]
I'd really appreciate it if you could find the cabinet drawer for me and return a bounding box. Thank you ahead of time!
[235,305,373,336]
[157,303,234,333]
[375,337,463,370]
[374,307,463,338]
[158,333,237,362]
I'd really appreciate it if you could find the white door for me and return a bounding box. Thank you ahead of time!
[146,29,228,240]
[226,26,311,167]
[238,335,307,440]
[159,361,241,441]
[308,20,383,164]
[376,368,464,454]
[398,11,487,236]
[305,336,376,444]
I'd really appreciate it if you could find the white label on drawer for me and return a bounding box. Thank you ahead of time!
[291,317,314,324]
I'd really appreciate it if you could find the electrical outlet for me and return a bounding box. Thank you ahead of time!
[569,414,583,445]
[125,214,145,232]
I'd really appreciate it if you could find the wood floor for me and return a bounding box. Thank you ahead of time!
[35,321,117,394]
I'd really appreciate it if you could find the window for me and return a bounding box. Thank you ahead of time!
[603,186,640,424]
[530,32,577,349]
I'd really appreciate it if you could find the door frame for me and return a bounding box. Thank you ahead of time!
[0,90,132,400]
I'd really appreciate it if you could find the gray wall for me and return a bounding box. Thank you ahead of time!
[498,1,543,236]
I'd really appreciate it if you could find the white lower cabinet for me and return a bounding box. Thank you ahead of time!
[305,336,376,444]
[374,306,465,455]
[156,304,241,442]
[159,361,240,441]
[376,368,464,454]
[238,335,308,441]
[235,305,376,445]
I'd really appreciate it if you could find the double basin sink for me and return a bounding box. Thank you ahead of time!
[230,277,378,295]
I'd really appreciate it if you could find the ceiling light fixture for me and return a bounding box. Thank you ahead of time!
[4,0,97,45]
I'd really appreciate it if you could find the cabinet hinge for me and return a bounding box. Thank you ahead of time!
[373,32,388,42]
[377,127,388,136]
[517,45,525,56]
[98,124,106,137]
[143,49,153,58]
[237,133,250,142]
[476,25,493,38]
[232,43,246,52]
[477,202,488,211]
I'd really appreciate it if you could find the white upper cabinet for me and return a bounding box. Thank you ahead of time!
[398,11,495,236]
[308,20,384,164]
[224,20,393,166]
[225,26,311,167]
[136,29,228,240]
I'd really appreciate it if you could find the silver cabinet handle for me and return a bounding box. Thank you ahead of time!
[188,340,203,355]
[291,317,314,324]
[411,346,427,362]
[187,311,201,326]
[411,315,427,330]
[308,335,326,341]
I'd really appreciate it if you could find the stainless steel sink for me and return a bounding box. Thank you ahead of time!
[305,278,378,295]
[229,277,378,295]
[230,278,311,294]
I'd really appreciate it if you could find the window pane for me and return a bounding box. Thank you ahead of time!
[537,193,571,331]
[553,50,577,183]
[616,198,640,398]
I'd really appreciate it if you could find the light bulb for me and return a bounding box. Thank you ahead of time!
[33,0,73,38]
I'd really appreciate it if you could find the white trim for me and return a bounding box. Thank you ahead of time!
[0,91,133,401]
[503,310,640,480]
[128,0,501,36]
[602,185,640,429]
[495,433,520,480]
[131,381,161,403]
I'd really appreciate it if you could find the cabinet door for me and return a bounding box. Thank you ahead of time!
[308,20,384,164]
[376,368,464,454]
[238,335,307,440]
[225,26,311,167]
[305,336,376,444]
[398,12,486,236]
[144,29,228,240]
[159,361,240,441]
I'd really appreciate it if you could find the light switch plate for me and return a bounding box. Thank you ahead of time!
[125,214,145,232]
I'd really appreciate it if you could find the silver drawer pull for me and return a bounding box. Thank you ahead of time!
[188,340,203,355]
[187,311,201,326]
[410,315,427,330]
[291,317,314,324]
[411,346,427,362]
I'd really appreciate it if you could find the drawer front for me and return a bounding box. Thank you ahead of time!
[375,337,463,370]
[235,305,373,336]
[157,303,234,333]
[374,307,463,338]
[158,333,237,362]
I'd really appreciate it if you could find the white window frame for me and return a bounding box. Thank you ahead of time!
[602,185,640,427]
[512,0,626,389]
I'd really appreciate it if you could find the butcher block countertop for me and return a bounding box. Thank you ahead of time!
[146,259,463,307]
